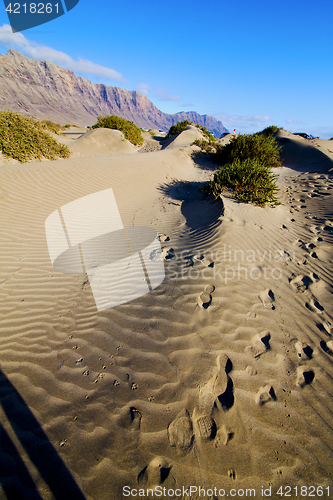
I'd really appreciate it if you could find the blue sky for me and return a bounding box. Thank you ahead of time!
[0,0,332,138]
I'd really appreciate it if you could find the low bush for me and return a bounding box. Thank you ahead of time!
[41,119,63,135]
[92,115,144,146]
[214,133,283,169]
[191,138,217,153]
[166,120,216,141]
[195,124,216,142]
[256,125,281,138]
[204,158,280,206]
[166,120,191,138]
[0,111,70,163]
[63,124,79,129]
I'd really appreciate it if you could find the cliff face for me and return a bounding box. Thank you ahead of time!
[0,49,227,137]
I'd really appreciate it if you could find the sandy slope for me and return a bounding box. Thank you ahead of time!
[0,129,333,500]
[68,129,139,158]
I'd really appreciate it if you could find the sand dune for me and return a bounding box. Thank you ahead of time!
[68,128,139,157]
[163,125,206,149]
[0,129,333,499]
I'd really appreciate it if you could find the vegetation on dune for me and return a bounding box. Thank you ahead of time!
[214,132,283,170]
[40,119,64,135]
[166,120,216,141]
[0,111,70,163]
[63,124,79,129]
[204,158,280,207]
[92,115,144,146]
[202,128,283,207]
[166,120,191,138]
[191,138,217,153]
[256,125,281,138]
[195,124,216,142]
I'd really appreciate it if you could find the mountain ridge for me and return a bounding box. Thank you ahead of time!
[0,49,227,137]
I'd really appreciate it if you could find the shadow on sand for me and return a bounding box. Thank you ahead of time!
[158,180,224,235]
[276,136,333,173]
[0,369,86,500]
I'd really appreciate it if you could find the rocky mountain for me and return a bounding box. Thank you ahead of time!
[0,49,227,137]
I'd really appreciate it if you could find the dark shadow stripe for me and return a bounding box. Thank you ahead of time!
[0,421,43,500]
[0,370,86,500]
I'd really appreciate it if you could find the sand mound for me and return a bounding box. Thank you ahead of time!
[69,128,138,157]
[148,129,166,137]
[276,129,333,172]
[164,125,206,149]
[1,137,333,499]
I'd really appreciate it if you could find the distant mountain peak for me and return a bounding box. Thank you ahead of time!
[0,49,227,137]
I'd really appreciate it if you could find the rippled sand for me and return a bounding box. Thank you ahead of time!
[0,127,333,499]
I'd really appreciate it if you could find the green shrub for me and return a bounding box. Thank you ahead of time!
[92,115,143,146]
[195,124,216,142]
[214,133,283,169]
[256,125,281,138]
[166,120,192,138]
[204,158,280,206]
[166,120,216,141]
[0,111,70,163]
[41,119,64,135]
[191,138,217,153]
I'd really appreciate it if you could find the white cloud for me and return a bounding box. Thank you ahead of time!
[213,113,272,133]
[215,113,271,125]
[285,119,302,125]
[0,23,126,82]
[156,88,181,101]
[136,83,151,95]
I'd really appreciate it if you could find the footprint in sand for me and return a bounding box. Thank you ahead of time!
[199,353,234,412]
[246,366,258,376]
[255,385,276,405]
[228,469,236,480]
[192,407,217,441]
[295,341,313,360]
[289,274,313,293]
[117,406,142,431]
[214,425,234,446]
[305,242,316,250]
[193,254,214,268]
[159,234,170,242]
[321,340,333,355]
[198,292,212,309]
[197,284,215,309]
[138,457,172,487]
[323,321,333,335]
[246,331,271,359]
[167,409,194,453]
[305,296,324,314]
[259,289,275,309]
[162,247,175,259]
[296,366,315,387]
